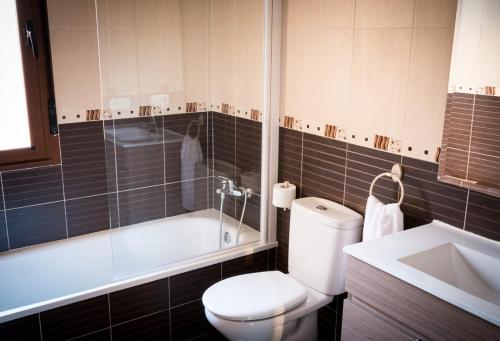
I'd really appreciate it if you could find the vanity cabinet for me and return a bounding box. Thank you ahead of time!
[342,256,500,341]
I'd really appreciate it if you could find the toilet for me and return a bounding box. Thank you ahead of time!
[202,197,363,341]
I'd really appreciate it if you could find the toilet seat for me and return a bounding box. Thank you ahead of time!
[202,271,308,321]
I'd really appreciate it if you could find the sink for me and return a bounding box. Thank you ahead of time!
[399,243,500,305]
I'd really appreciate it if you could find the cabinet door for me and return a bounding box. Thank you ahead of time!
[342,300,420,341]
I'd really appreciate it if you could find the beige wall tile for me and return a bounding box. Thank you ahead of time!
[105,29,139,96]
[233,31,264,110]
[159,0,182,29]
[47,0,97,28]
[355,0,415,28]
[235,0,264,31]
[180,0,209,30]
[160,29,184,93]
[404,28,454,158]
[49,28,101,112]
[182,30,209,102]
[136,30,162,96]
[210,31,235,105]
[305,0,355,29]
[476,22,500,89]
[305,29,353,126]
[350,29,412,138]
[483,0,500,21]
[211,0,236,31]
[105,0,160,28]
[283,0,307,30]
[414,0,457,27]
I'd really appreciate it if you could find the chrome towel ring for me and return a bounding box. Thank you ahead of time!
[369,164,404,205]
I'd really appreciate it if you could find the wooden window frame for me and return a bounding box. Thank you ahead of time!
[0,0,59,170]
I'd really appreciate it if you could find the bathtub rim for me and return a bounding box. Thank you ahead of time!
[0,240,277,323]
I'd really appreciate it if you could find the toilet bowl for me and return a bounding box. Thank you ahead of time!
[202,197,363,341]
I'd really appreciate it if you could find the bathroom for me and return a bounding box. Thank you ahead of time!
[0,0,499,340]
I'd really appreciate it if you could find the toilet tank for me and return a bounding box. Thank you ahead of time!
[288,197,363,296]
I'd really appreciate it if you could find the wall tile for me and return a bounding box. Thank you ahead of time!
[164,113,209,183]
[276,208,291,273]
[114,118,165,191]
[464,191,500,241]
[236,118,262,194]
[72,329,111,341]
[170,300,224,341]
[40,295,109,341]
[0,211,8,252]
[112,310,170,341]
[305,0,355,29]
[401,156,468,228]
[354,0,415,28]
[109,278,169,325]
[301,133,346,203]
[0,314,41,341]
[345,144,401,214]
[60,122,109,199]
[278,128,302,188]
[318,306,337,341]
[212,112,236,180]
[237,193,261,231]
[2,166,64,209]
[66,194,111,237]
[166,178,209,217]
[7,202,67,249]
[170,263,221,307]
[414,0,458,28]
[350,28,412,140]
[222,249,268,278]
[118,185,166,227]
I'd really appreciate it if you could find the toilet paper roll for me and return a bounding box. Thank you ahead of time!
[272,182,296,209]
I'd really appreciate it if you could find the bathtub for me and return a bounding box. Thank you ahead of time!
[0,209,272,323]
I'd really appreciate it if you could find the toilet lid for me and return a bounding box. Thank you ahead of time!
[202,271,308,321]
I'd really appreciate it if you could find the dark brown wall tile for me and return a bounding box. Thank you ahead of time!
[166,178,208,217]
[278,128,302,189]
[401,156,468,228]
[114,117,165,191]
[345,144,401,214]
[2,166,63,209]
[60,122,109,199]
[170,263,221,307]
[0,212,8,252]
[170,300,224,341]
[276,208,290,273]
[237,193,260,230]
[222,249,268,278]
[302,132,346,203]
[40,295,109,341]
[318,306,337,341]
[464,191,500,241]
[109,278,169,325]
[72,329,111,341]
[0,314,41,341]
[164,113,209,183]
[236,118,262,194]
[267,247,277,271]
[66,194,111,237]
[118,185,166,226]
[7,202,66,249]
[112,310,170,341]
[212,112,236,180]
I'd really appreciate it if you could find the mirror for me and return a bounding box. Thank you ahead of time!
[438,0,500,197]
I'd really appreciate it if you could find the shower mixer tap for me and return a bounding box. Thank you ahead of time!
[216,176,252,198]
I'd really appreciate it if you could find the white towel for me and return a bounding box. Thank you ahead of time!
[181,134,203,211]
[362,195,403,241]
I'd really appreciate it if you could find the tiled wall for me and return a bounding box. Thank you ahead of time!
[281,0,457,162]
[0,113,262,253]
[277,127,500,340]
[0,249,276,341]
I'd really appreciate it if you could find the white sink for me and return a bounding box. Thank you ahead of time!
[399,243,500,306]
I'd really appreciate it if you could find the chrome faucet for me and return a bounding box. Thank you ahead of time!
[216,176,251,198]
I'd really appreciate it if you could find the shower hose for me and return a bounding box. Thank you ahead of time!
[218,187,248,248]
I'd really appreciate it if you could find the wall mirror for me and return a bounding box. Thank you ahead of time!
[438,0,500,197]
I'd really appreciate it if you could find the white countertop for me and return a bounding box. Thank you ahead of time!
[343,220,500,327]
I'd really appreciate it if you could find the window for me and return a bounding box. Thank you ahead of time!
[0,0,59,170]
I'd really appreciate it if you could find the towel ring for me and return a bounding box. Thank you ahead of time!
[369,164,405,206]
[186,120,200,139]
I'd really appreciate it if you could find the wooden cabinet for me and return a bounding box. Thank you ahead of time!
[342,256,500,341]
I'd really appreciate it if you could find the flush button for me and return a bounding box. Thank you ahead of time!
[316,205,327,211]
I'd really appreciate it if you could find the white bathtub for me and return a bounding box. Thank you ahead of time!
[0,209,271,323]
